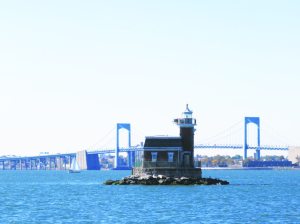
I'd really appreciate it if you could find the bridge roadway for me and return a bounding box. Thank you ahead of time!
[0,144,289,170]
[194,144,289,151]
[89,144,289,154]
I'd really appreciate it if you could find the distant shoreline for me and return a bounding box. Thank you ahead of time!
[200,167,300,170]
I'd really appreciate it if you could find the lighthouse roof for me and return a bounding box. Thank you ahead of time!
[183,104,193,114]
[144,136,182,148]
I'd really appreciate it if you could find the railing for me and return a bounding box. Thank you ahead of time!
[142,161,178,168]
[173,118,196,125]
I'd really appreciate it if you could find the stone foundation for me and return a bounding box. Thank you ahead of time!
[132,167,202,178]
[104,174,229,185]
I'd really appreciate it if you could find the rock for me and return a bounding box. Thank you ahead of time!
[158,175,167,179]
[148,176,154,180]
[129,174,139,179]
[103,175,229,186]
[104,180,115,185]
[139,175,151,180]
[158,179,165,185]
[128,180,136,184]
[118,180,125,185]
[164,177,173,185]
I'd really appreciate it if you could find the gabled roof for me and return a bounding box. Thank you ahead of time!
[144,136,182,148]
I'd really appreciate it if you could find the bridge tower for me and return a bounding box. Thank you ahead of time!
[115,123,132,169]
[244,117,261,160]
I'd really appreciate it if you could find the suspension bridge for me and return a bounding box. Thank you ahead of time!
[0,117,290,170]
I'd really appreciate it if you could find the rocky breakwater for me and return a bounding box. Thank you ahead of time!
[104,174,229,185]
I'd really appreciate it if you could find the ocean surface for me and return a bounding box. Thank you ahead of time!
[0,170,299,224]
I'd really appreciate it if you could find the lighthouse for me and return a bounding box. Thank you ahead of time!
[173,104,196,167]
[104,104,232,185]
[132,104,201,178]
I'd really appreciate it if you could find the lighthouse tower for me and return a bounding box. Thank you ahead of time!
[173,104,197,167]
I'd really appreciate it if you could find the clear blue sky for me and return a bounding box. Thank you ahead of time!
[0,1,299,156]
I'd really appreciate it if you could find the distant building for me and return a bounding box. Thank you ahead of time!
[288,146,300,165]
[133,105,202,178]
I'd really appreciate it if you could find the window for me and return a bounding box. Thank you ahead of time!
[151,152,157,162]
[168,152,174,162]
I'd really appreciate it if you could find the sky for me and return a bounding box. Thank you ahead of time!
[0,1,299,156]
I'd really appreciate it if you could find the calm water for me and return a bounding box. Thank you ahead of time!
[0,170,299,224]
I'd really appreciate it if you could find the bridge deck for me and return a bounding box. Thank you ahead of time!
[0,144,288,161]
